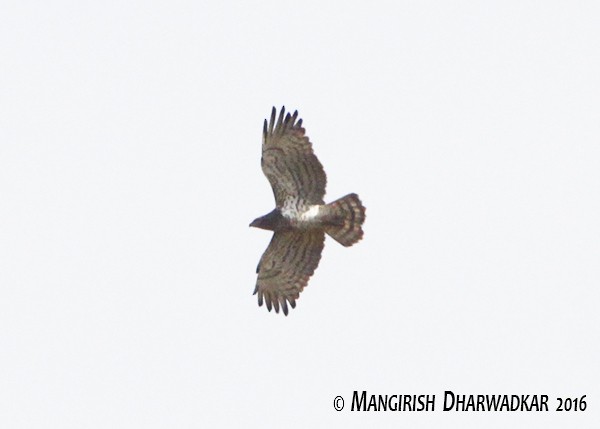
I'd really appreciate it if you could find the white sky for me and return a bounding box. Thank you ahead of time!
[1,1,598,428]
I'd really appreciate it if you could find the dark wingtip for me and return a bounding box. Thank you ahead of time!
[275,106,285,134]
[268,107,276,134]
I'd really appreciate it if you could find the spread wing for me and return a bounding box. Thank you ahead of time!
[253,230,325,315]
[261,106,327,206]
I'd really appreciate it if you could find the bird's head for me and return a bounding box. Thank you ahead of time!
[250,209,281,231]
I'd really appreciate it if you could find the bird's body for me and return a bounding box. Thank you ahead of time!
[250,107,366,315]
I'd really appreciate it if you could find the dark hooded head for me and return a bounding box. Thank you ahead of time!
[249,209,285,231]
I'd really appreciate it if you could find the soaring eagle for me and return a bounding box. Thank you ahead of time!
[250,107,366,315]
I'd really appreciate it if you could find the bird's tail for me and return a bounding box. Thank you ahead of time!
[324,193,365,247]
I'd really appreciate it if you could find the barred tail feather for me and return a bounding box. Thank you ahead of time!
[325,193,365,247]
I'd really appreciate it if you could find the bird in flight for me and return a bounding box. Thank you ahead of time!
[250,106,366,315]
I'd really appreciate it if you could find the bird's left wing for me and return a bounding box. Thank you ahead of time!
[261,106,327,206]
[254,230,325,315]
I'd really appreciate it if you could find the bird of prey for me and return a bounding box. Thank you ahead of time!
[250,106,366,315]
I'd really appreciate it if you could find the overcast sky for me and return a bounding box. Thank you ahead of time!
[1,1,598,428]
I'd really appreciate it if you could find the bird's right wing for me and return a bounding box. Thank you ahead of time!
[254,230,325,315]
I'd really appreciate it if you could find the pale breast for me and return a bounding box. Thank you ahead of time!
[300,205,320,220]
[281,196,323,228]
